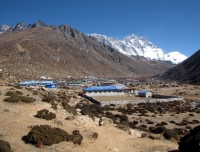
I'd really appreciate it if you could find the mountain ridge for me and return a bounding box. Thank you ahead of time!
[0,20,173,79]
[89,33,187,64]
[161,49,200,84]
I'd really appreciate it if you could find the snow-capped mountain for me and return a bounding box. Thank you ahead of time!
[0,20,47,34]
[89,33,187,64]
[0,25,14,34]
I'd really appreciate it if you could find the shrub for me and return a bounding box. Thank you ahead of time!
[33,91,39,95]
[20,96,35,103]
[51,101,58,110]
[77,104,104,118]
[4,95,34,103]
[192,120,200,123]
[161,122,168,125]
[170,121,176,124]
[91,132,98,140]
[5,91,15,96]
[189,113,194,116]
[136,125,149,132]
[4,96,21,103]
[15,90,23,95]
[71,130,83,145]
[0,140,12,152]
[22,125,83,146]
[42,95,56,103]
[35,109,56,120]
[14,85,22,89]
[147,120,154,124]
[150,126,166,134]
[163,129,175,140]
[62,101,77,115]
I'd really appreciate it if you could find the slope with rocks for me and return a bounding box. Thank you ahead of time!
[161,49,200,84]
[0,21,173,79]
[90,33,187,64]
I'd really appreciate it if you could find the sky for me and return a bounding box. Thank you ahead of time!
[0,0,199,57]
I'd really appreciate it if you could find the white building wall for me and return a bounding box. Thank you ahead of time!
[146,92,153,97]
[85,91,124,96]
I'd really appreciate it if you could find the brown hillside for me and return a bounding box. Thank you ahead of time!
[0,24,172,79]
[161,49,200,84]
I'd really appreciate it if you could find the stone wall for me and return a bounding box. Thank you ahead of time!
[85,91,124,96]
[81,93,183,106]
[100,97,183,106]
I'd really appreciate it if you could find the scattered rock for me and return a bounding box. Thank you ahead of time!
[99,117,114,126]
[54,119,63,126]
[65,115,75,120]
[148,134,162,140]
[129,129,144,137]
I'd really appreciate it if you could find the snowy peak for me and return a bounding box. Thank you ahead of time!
[0,24,14,34]
[0,20,47,34]
[13,22,26,31]
[90,33,187,64]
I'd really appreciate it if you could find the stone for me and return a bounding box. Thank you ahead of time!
[178,125,200,152]
[99,117,113,126]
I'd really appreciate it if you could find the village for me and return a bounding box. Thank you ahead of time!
[16,74,184,106]
[0,70,200,152]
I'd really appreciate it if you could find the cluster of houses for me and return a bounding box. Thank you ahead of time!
[82,82,153,98]
[18,76,153,98]
[18,80,57,88]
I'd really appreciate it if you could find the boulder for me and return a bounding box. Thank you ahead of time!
[99,117,114,126]
[178,125,200,152]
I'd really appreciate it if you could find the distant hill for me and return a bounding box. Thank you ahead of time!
[161,49,200,84]
[0,20,173,79]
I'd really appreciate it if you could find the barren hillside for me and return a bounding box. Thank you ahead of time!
[0,22,173,79]
[161,49,200,84]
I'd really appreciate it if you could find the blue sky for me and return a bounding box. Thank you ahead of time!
[0,0,199,57]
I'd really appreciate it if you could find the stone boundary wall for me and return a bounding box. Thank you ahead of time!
[81,93,183,106]
[100,97,184,106]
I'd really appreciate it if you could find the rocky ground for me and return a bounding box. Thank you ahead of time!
[0,82,199,152]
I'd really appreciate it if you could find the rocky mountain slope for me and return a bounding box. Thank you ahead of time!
[90,33,187,64]
[0,20,173,79]
[161,49,200,84]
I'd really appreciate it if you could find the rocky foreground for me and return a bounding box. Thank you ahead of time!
[0,85,199,152]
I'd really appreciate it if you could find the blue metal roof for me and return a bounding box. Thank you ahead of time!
[138,90,150,94]
[83,86,123,91]
[19,80,54,85]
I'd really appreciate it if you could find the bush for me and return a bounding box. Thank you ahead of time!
[15,90,23,95]
[5,91,15,96]
[42,95,56,103]
[51,101,57,110]
[147,120,154,124]
[4,95,34,103]
[76,104,104,118]
[20,96,35,103]
[189,113,194,116]
[150,126,166,134]
[35,109,56,120]
[62,101,77,115]
[192,120,200,123]
[4,96,21,103]
[71,130,83,145]
[163,129,177,140]
[161,122,168,125]
[136,125,149,132]
[0,140,12,152]
[22,125,83,146]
